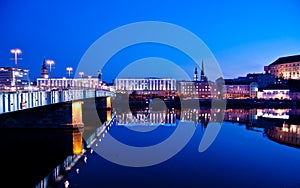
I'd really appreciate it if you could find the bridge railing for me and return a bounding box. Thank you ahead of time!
[0,89,115,114]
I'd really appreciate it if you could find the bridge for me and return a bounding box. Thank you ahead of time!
[0,88,115,128]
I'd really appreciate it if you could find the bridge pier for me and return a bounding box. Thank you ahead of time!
[0,101,84,128]
[0,95,114,128]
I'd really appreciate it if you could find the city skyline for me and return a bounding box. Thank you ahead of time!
[1,1,300,82]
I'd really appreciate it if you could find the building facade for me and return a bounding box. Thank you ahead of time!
[268,55,300,79]
[115,78,176,93]
[224,84,250,99]
[257,84,290,100]
[178,62,215,99]
[0,67,30,91]
[37,77,103,90]
[177,81,213,99]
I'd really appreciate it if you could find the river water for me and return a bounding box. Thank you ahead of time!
[51,107,300,188]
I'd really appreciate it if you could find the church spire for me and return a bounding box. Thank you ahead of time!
[201,60,205,77]
[41,58,48,78]
[200,60,207,81]
[194,67,198,81]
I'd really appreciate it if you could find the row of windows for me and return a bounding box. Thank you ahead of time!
[184,89,210,92]
[264,91,289,95]
[272,62,300,69]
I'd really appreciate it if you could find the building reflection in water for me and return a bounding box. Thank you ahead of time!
[115,107,300,149]
[265,123,300,148]
[116,107,223,130]
[116,108,178,126]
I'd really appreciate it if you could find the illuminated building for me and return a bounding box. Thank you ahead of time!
[0,67,30,91]
[257,84,290,100]
[224,84,250,99]
[115,77,176,93]
[37,77,102,89]
[268,54,300,79]
[224,73,275,99]
[178,62,212,99]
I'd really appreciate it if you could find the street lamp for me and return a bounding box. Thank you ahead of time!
[10,49,22,92]
[66,67,73,88]
[79,72,84,78]
[78,72,84,89]
[66,67,73,78]
[46,60,54,78]
[10,48,22,69]
[46,60,54,90]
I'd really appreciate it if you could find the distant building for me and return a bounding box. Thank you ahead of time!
[257,84,290,100]
[177,80,212,99]
[40,59,48,78]
[225,73,275,89]
[0,67,30,91]
[289,88,300,100]
[193,67,198,81]
[115,78,176,93]
[224,73,275,99]
[246,73,276,89]
[224,84,250,99]
[37,76,103,90]
[268,54,300,79]
[178,62,213,99]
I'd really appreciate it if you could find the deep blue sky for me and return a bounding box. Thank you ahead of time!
[1,0,300,82]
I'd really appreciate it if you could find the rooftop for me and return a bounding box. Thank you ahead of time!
[269,54,300,66]
[263,84,289,90]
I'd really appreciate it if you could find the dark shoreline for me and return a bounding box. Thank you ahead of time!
[112,98,300,109]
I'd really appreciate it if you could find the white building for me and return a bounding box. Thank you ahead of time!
[37,77,102,90]
[115,78,176,93]
[257,84,290,100]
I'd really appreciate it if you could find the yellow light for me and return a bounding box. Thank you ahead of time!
[72,131,83,155]
[106,97,111,108]
[72,101,84,127]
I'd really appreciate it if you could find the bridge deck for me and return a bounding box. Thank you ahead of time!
[0,89,115,114]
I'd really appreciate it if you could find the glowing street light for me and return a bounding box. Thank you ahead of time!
[79,72,84,78]
[66,67,73,78]
[46,60,55,79]
[66,67,73,88]
[10,48,22,69]
[10,48,22,92]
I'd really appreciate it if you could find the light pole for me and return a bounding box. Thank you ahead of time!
[79,72,84,78]
[46,60,54,89]
[66,67,73,78]
[66,67,73,88]
[46,60,54,78]
[79,72,84,89]
[10,48,22,69]
[10,48,22,92]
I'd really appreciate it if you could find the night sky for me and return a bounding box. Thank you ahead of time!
[1,0,300,82]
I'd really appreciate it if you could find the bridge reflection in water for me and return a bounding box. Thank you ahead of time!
[6,106,300,188]
[0,129,83,188]
[0,96,113,188]
[50,106,300,188]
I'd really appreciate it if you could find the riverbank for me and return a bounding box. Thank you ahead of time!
[112,98,300,109]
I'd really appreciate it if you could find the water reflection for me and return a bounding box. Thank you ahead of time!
[265,123,300,148]
[116,107,300,149]
[0,129,84,188]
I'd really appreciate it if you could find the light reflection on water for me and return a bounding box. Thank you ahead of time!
[52,107,300,188]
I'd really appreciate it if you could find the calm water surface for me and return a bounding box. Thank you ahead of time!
[53,108,300,188]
